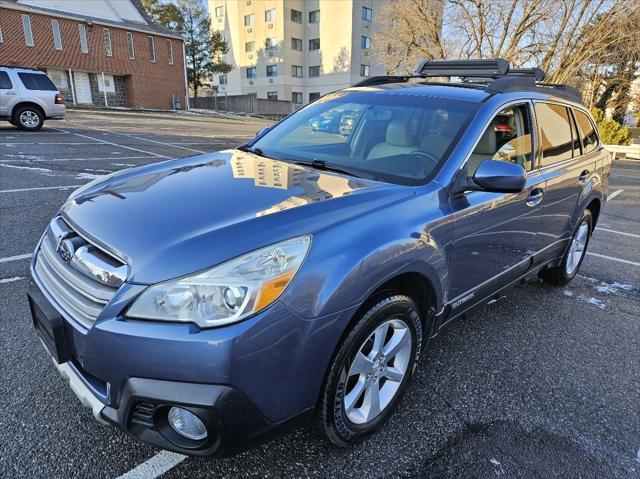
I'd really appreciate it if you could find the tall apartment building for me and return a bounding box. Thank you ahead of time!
[208,0,387,106]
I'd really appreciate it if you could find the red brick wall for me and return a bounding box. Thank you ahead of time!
[0,7,186,109]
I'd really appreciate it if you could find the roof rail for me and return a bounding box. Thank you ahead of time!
[351,75,419,88]
[0,64,40,71]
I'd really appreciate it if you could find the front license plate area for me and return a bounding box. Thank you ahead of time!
[28,289,72,364]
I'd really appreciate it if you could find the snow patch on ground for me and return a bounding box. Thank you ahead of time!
[0,163,55,175]
[578,295,606,309]
[0,276,26,284]
[75,172,104,180]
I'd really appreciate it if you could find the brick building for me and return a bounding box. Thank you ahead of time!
[0,0,188,110]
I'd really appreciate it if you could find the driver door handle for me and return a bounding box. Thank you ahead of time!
[526,187,544,207]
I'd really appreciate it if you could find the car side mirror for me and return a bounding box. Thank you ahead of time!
[468,159,526,193]
[255,127,270,139]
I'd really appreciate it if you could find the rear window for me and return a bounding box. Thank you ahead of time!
[534,103,574,166]
[573,109,599,154]
[17,72,58,91]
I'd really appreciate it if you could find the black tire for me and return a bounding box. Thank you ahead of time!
[540,209,593,286]
[13,106,44,131]
[316,295,423,447]
[8,119,17,126]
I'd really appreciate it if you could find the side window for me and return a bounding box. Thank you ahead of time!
[468,104,533,175]
[534,103,574,166]
[0,71,13,89]
[573,109,598,155]
[17,72,57,91]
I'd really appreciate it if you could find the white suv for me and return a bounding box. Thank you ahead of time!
[0,66,65,131]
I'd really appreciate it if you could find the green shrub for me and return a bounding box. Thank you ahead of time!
[591,108,632,146]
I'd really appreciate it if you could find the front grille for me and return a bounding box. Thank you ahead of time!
[33,217,126,329]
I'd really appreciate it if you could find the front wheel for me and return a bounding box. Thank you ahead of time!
[316,295,423,446]
[540,209,593,285]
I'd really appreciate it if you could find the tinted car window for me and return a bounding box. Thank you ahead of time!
[535,103,574,166]
[573,109,598,154]
[17,72,57,91]
[469,104,533,174]
[252,91,480,185]
[0,71,12,89]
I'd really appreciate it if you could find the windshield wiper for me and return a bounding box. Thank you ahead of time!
[293,159,364,179]
[237,145,272,159]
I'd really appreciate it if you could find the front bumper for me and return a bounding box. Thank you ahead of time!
[28,276,355,456]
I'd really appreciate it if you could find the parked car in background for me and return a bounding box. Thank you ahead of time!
[27,60,609,457]
[0,65,65,130]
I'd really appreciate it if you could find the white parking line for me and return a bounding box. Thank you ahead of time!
[115,451,186,479]
[607,189,624,201]
[0,184,81,193]
[0,253,32,264]
[597,227,640,239]
[63,120,207,154]
[0,142,99,146]
[586,252,640,267]
[53,128,171,159]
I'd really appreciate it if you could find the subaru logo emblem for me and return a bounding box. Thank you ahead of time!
[57,238,75,263]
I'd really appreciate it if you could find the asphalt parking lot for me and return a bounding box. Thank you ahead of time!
[1,109,639,479]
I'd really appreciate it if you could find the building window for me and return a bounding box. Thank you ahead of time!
[309,10,320,23]
[98,74,116,93]
[79,24,89,53]
[292,92,303,104]
[265,37,277,52]
[362,6,372,22]
[360,64,370,77]
[291,9,302,23]
[309,38,320,51]
[47,69,68,89]
[215,6,224,17]
[51,20,63,50]
[246,67,257,79]
[0,25,3,43]
[267,91,278,101]
[361,36,371,49]
[103,29,112,56]
[266,65,277,77]
[148,36,156,62]
[126,32,135,59]
[309,65,320,77]
[167,39,174,64]
[219,74,227,85]
[245,41,254,52]
[22,15,34,47]
[265,9,276,22]
[291,65,303,78]
[244,14,254,27]
[309,92,321,102]
[0,71,12,89]
[291,37,302,51]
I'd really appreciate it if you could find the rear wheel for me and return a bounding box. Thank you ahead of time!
[540,209,593,285]
[316,295,423,446]
[14,106,44,131]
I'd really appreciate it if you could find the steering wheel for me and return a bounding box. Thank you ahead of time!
[410,150,439,167]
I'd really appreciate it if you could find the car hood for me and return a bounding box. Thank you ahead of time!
[61,149,413,284]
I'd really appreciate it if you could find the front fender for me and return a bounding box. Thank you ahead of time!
[280,185,453,319]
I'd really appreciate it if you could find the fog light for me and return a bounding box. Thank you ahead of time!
[167,407,207,441]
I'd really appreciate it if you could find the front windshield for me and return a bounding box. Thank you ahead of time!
[251,89,481,185]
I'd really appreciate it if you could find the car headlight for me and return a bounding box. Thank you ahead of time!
[127,236,311,328]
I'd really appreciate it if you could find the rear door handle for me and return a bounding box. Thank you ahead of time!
[526,188,544,207]
[578,170,590,184]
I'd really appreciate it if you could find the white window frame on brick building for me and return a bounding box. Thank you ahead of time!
[51,20,63,50]
[127,32,135,59]
[167,40,174,64]
[79,24,89,53]
[22,15,34,47]
[148,36,156,62]
[47,69,68,89]
[98,74,116,93]
[103,28,112,57]
[0,24,3,43]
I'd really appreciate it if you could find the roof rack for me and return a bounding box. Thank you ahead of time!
[352,59,582,104]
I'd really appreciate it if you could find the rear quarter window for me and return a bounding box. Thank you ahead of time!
[573,109,599,154]
[534,103,574,166]
[0,71,13,89]
[17,72,58,91]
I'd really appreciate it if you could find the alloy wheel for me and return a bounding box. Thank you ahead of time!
[565,220,589,275]
[20,110,40,128]
[343,319,413,425]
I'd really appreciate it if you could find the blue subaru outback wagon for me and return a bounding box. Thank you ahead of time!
[28,60,610,456]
